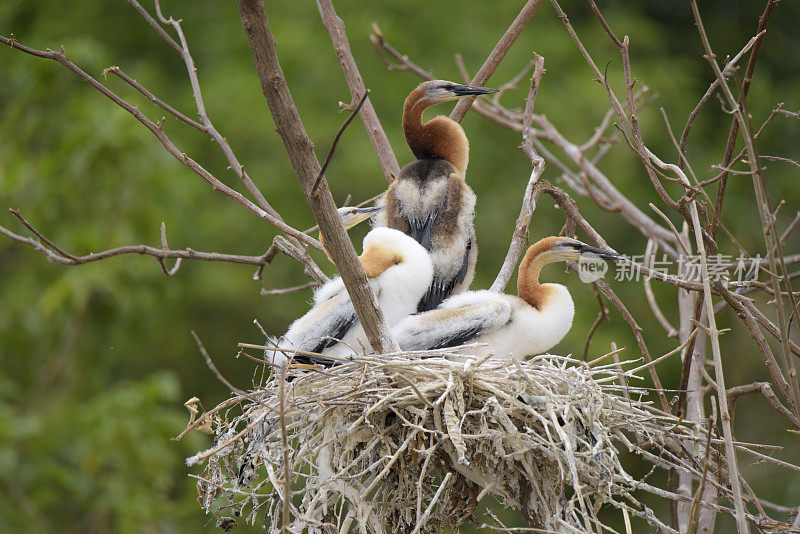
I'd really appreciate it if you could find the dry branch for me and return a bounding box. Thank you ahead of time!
[691,0,800,432]
[0,33,322,254]
[449,0,545,122]
[710,0,777,237]
[316,0,400,183]
[490,54,546,293]
[0,211,281,273]
[312,90,371,194]
[236,0,399,354]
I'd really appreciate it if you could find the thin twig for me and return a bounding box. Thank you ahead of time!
[261,282,318,296]
[312,90,370,194]
[316,0,400,183]
[449,0,545,122]
[278,363,292,532]
[644,240,678,337]
[709,1,776,238]
[646,141,749,532]
[582,286,609,361]
[103,65,205,131]
[692,0,800,428]
[191,331,247,396]
[491,54,546,293]
[0,217,273,269]
[139,0,281,221]
[0,33,322,252]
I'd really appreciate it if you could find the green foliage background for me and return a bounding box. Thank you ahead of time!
[1,1,798,532]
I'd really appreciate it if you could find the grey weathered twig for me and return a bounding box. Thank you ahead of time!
[490,54,546,293]
[316,0,400,183]
[236,0,399,354]
[449,0,545,122]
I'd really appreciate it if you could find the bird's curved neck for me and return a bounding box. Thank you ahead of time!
[517,245,553,310]
[402,91,469,175]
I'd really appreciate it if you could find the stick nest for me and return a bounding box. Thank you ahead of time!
[186,350,730,533]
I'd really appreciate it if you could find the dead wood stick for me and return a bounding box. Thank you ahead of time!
[0,214,272,269]
[490,54,546,293]
[316,0,400,183]
[710,0,777,237]
[450,0,545,122]
[312,90,370,194]
[236,0,399,354]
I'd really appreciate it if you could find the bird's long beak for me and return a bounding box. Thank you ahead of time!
[451,84,499,97]
[340,206,384,229]
[579,244,622,262]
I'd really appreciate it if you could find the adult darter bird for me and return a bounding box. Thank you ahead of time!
[374,80,498,311]
[391,236,620,360]
[266,227,433,368]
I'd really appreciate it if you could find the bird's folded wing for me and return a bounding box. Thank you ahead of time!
[417,237,472,312]
[394,299,512,351]
[268,293,359,367]
[313,276,345,304]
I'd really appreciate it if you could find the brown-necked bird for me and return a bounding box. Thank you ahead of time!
[374,80,498,311]
[391,237,620,359]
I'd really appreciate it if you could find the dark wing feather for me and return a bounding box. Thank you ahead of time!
[395,300,512,352]
[408,212,436,251]
[424,324,484,350]
[416,238,472,312]
[292,313,359,367]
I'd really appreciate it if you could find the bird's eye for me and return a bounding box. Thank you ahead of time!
[443,84,454,91]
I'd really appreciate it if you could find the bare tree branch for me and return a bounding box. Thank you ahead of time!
[690,1,800,432]
[103,65,205,131]
[369,23,434,80]
[0,33,323,253]
[312,90,370,194]
[490,54,546,293]
[260,282,318,297]
[0,213,275,270]
[710,0,777,237]
[449,0,545,122]
[236,0,399,354]
[147,0,281,222]
[316,0,400,183]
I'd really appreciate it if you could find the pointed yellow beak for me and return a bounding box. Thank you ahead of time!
[337,206,384,230]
